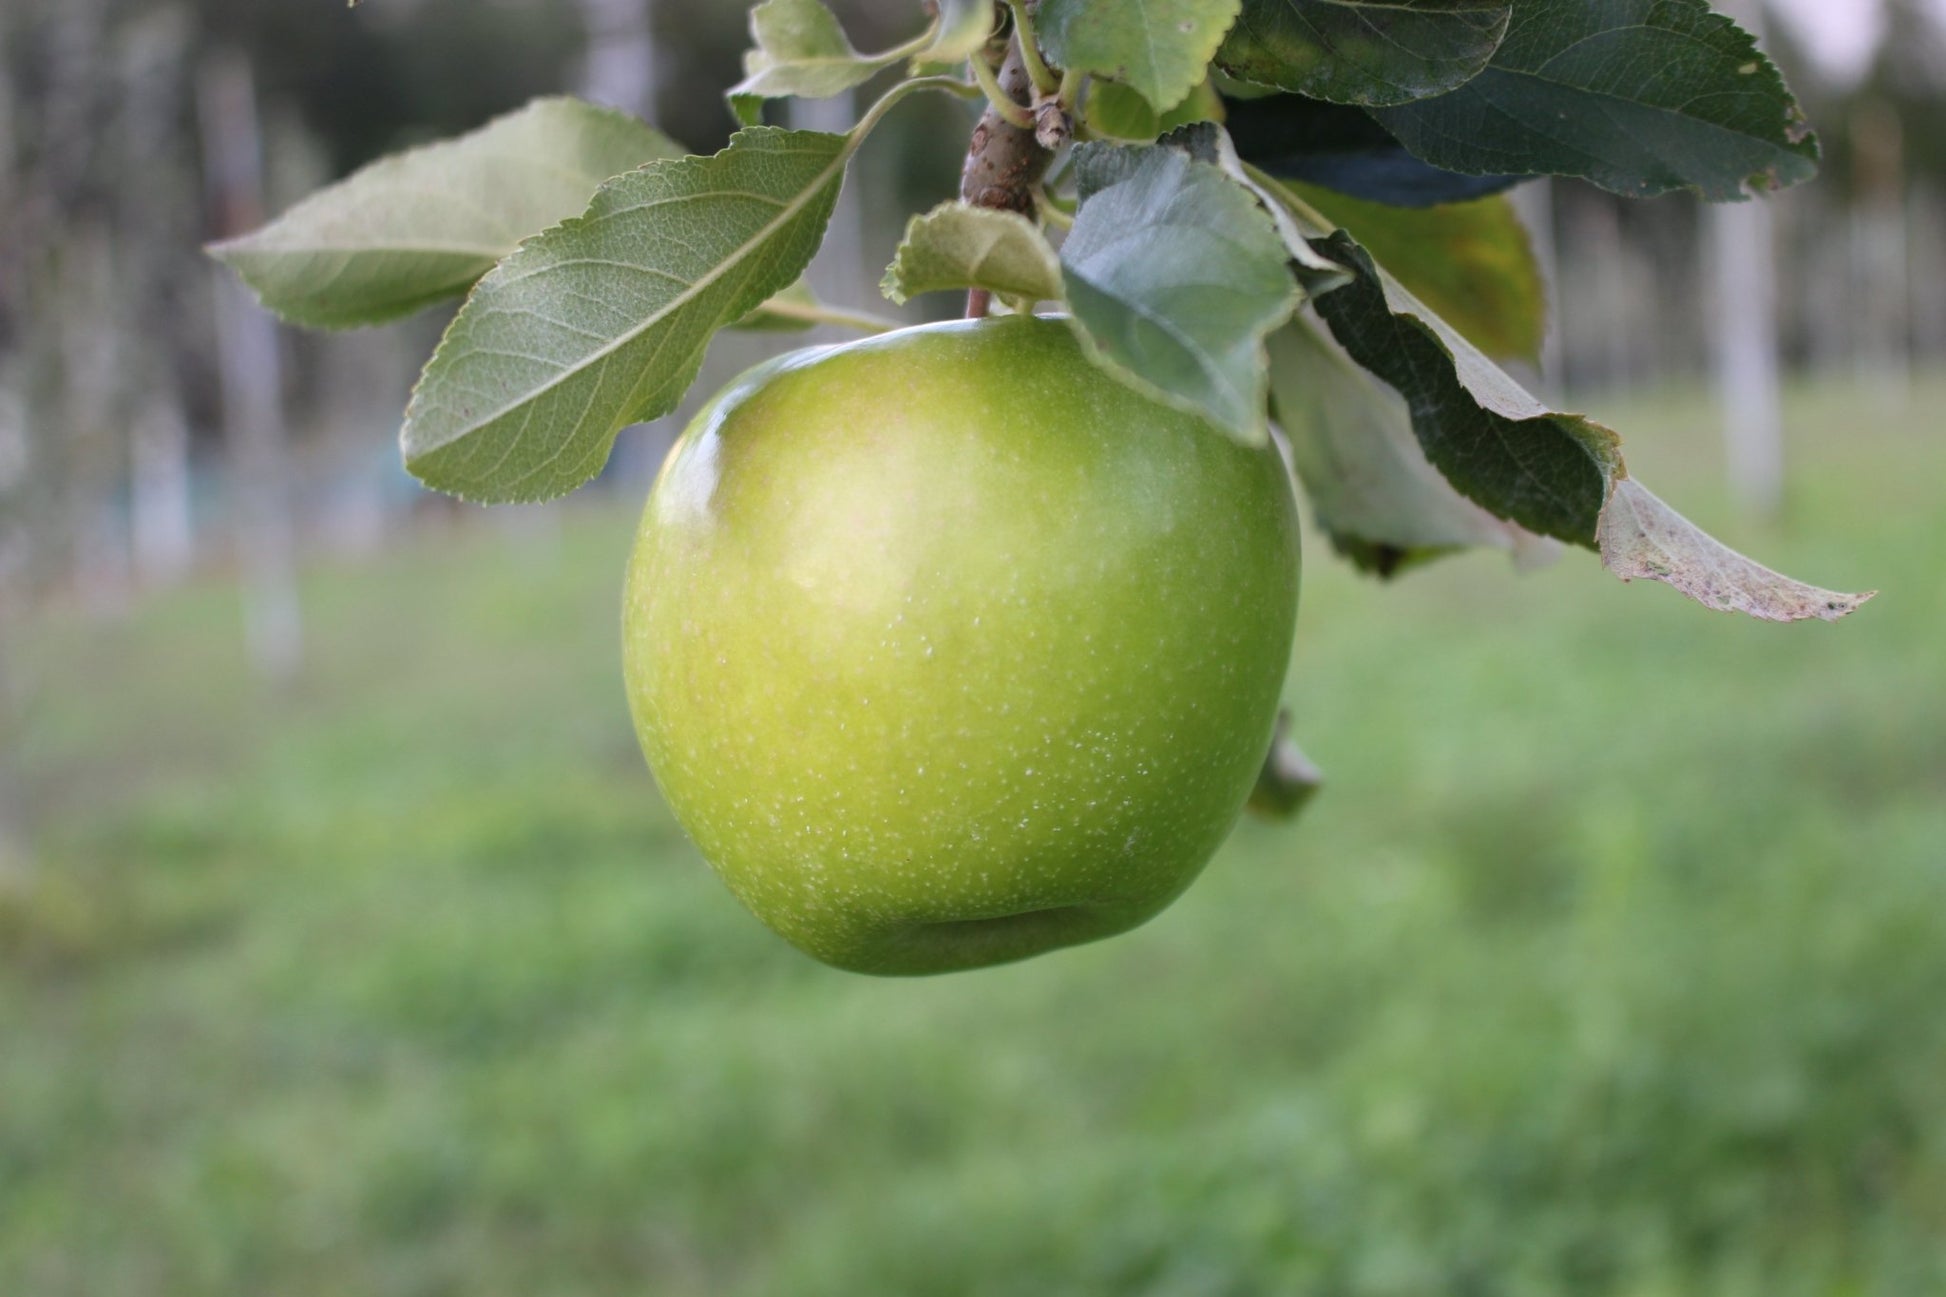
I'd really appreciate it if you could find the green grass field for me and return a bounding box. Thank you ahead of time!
[6,377,1944,1296]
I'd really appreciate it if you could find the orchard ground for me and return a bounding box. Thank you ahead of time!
[6,375,1944,1295]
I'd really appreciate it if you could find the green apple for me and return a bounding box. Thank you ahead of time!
[623,316,1301,975]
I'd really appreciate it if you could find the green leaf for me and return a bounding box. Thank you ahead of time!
[880,203,1063,307]
[928,0,1001,62]
[1161,123,1350,284]
[1289,226,1869,620]
[1084,78,1225,141]
[1246,710,1324,821]
[1268,314,1551,573]
[1061,140,1300,446]
[1217,0,1510,107]
[1306,230,1616,543]
[1039,0,1244,113]
[402,127,849,504]
[1287,180,1541,361]
[1371,0,1819,200]
[729,0,996,125]
[1598,480,1875,623]
[1098,119,1350,288]
[1223,91,1519,206]
[208,98,683,329]
[730,0,879,125]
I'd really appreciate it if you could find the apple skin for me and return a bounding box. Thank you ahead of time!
[623,316,1300,975]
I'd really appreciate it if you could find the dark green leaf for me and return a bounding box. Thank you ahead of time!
[208,98,682,329]
[1268,314,1551,571]
[1288,180,1542,361]
[1371,0,1819,200]
[1218,0,1510,107]
[1223,91,1517,206]
[1039,0,1244,113]
[1062,140,1300,444]
[1291,225,1869,619]
[1306,230,1616,543]
[402,128,848,504]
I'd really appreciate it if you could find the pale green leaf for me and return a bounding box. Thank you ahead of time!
[729,0,997,124]
[1598,480,1874,622]
[209,97,682,329]
[1062,140,1300,444]
[402,127,849,504]
[881,203,1062,306]
[1039,0,1244,113]
[1169,125,1349,281]
[730,0,879,125]
[1268,313,1552,573]
[928,0,1000,62]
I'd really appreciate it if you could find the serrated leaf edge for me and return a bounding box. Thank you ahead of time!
[207,95,677,330]
[880,203,1064,306]
[399,126,852,503]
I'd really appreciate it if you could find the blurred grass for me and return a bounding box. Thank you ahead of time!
[4,376,1944,1296]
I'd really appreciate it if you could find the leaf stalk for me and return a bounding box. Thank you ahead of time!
[1005,0,1062,97]
[756,300,901,334]
[969,55,1037,131]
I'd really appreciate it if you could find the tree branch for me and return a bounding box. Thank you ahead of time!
[959,38,1054,318]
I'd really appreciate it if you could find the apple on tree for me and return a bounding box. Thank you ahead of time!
[211,0,1873,974]
[623,317,1300,973]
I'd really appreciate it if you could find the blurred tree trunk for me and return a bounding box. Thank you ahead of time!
[198,50,302,685]
[1799,188,1854,375]
[57,225,132,613]
[1560,195,1641,395]
[1849,97,1911,402]
[1707,0,1785,519]
[317,330,409,558]
[34,0,132,610]
[1707,197,1785,518]
[578,0,657,120]
[0,14,29,877]
[1908,181,1946,361]
[130,387,195,587]
[121,8,200,589]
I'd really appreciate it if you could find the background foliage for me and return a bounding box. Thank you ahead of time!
[7,383,1946,1294]
[5,1,1946,1291]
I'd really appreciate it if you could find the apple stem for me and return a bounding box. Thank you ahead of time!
[965,288,992,319]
